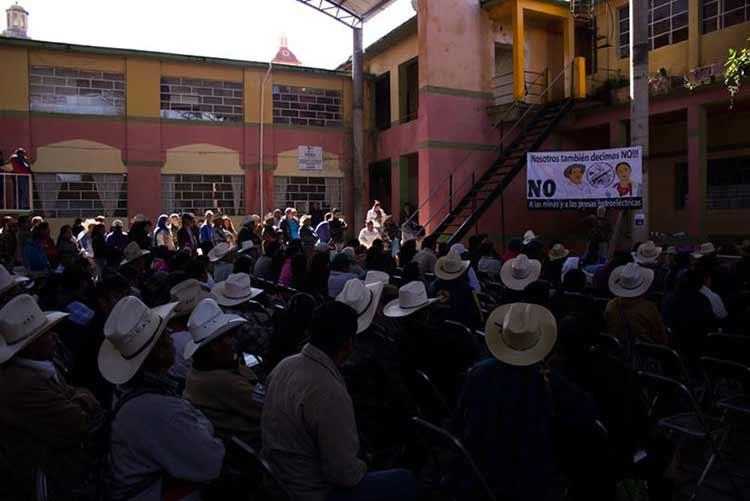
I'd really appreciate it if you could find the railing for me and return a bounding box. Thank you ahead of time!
[0,173,34,212]
[491,69,550,107]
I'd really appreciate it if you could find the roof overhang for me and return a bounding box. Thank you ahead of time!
[295,0,399,28]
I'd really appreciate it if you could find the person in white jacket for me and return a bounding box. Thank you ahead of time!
[358,220,380,249]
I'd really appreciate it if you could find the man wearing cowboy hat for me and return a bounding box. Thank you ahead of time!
[454,302,599,501]
[0,262,29,305]
[428,250,483,330]
[208,242,236,284]
[0,294,104,498]
[262,301,416,501]
[211,273,268,358]
[183,298,264,444]
[166,278,209,382]
[605,263,668,344]
[99,296,225,501]
[632,240,668,293]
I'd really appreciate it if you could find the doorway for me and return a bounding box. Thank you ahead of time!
[369,160,392,216]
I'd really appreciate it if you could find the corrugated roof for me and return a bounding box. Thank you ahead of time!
[295,0,399,28]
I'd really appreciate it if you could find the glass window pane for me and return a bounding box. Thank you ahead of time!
[725,0,745,11]
[653,34,670,48]
[672,27,689,42]
[653,0,670,7]
[723,8,746,26]
[620,33,630,45]
[673,12,689,27]
[703,3,718,18]
[653,19,670,34]
[653,5,670,19]
[702,18,718,32]
[673,0,689,12]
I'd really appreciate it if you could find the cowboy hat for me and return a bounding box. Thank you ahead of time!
[98,296,178,385]
[237,240,255,254]
[608,262,654,298]
[692,242,716,259]
[170,279,209,317]
[633,241,662,264]
[500,254,542,291]
[485,302,557,367]
[548,243,570,262]
[133,213,145,223]
[383,281,439,318]
[211,273,263,307]
[0,295,68,364]
[0,264,30,295]
[449,243,467,255]
[184,298,247,359]
[112,219,124,228]
[365,270,390,286]
[208,242,234,262]
[336,278,384,334]
[435,250,471,281]
[120,241,150,266]
[522,230,539,245]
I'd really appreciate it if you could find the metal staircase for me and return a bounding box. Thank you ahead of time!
[430,98,574,245]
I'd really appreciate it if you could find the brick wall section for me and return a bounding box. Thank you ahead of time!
[29,66,125,115]
[33,174,128,218]
[160,77,243,122]
[163,174,245,215]
[275,176,342,213]
[272,85,342,127]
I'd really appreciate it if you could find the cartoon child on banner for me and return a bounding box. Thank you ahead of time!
[611,161,640,197]
[558,163,592,198]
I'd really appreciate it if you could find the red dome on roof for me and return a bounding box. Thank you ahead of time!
[272,35,302,66]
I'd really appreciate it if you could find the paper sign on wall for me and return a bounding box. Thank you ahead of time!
[298,146,323,171]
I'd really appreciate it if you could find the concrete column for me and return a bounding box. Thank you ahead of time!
[630,0,650,241]
[688,0,701,69]
[687,105,707,239]
[352,28,365,225]
[609,119,628,147]
[512,0,525,101]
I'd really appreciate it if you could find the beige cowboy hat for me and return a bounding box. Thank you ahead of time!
[548,243,570,262]
[633,241,662,264]
[485,303,557,367]
[210,273,263,307]
[170,279,209,317]
[98,296,179,384]
[522,230,539,245]
[435,250,471,281]
[184,298,247,359]
[120,241,150,266]
[208,242,235,262]
[0,264,30,296]
[237,240,255,254]
[336,278,384,334]
[0,294,68,364]
[500,254,542,291]
[365,270,390,286]
[692,242,716,259]
[383,281,439,318]
[608,262,654,298]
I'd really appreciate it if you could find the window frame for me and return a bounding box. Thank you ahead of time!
[618,0,689,59]
[702,0,750,34]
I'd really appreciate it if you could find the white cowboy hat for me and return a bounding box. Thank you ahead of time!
[365,270,390,286]
[383,281,439,318]
[0,264,30,296]
[0,294,68,364]
[170,279,209,317]
[112,220,124,228]
[633,241,662,264]
[208,242,234,262]
[336,278,384,334]
[210,273,263,307]
[608,262,654,298]
[449,243,467,255]
[522,230,539,245]
[237,240,255,254]
[184,298,247,359]
[485,302,557,367]
[692,242,716,259]
[435,250,471,281]
[98,296,178,385]
[500,254,542,291]
[133,213,145,223]
[548,244,570,262]
[120,241,150,266]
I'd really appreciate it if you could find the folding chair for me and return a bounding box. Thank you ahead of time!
[700,356,750,423]
[705,333,750,366]
[408,369,452,425]
[592,333,624,357]
[410,417,496,501]
[633,342,691,383]
[228,437,291,501]
[637,371,742,500]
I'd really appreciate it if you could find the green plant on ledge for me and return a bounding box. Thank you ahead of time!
[725,36,749,108]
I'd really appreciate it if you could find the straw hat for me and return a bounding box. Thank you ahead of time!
[210,273,263,307]
[484,303,557,366]
[383,281,439,318]
[548,244,570,262]
[112,220,124,228]
[0,294,68,364]
[522,230,539,245]
[184,298,247,359]
[0,264,30,295]
[336,278,384,334]
[692,242,716,259]
[449,243,467,255]
[608,262,654,298]
[365,270,390,286]
[120,241,150,266]
[208,242,234,262]
[500,254,542,291]
[633,241,662,264]
[435,250,471,281]
[170,279,209,317]
[98,296,178,384]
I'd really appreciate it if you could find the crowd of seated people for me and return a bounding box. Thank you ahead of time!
[1,205,749,501]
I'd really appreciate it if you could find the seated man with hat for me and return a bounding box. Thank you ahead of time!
[0,294,104,498]
[208,242,235,284]
[99,296,225,501]
[429,249,483,330]
[183,298,264,444]
[211,272,268,358]
[0,263,30,305]
[605,263,667,344]
[167,278,209,383]
[633,241,668,293]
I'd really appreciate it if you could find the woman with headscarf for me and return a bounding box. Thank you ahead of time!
[152,214,175,251]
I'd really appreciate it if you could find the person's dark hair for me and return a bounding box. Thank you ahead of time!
[186,258,208,282]
[421,235,437,251]
[403,261,420,283]
[330,253,352,272]
[31,224,46,240]
[524,280,551,307]
[308,302,357,359]
[678,268,704,292]
[437,241,449,258]
[562,268,586,292]
[468,234,484,254]
[605,250,633,273]
[371,238,384,252]
[479,241,496,257]
[399,239,418,266]
[263,240,281,257]
[522,240,545,261]
[234,255,254,274]
[95,272,130,300]
[507,238,523,254]
[57,225,72,246]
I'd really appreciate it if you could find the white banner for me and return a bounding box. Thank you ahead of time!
[526,146,643,210]
[298,146,323,171]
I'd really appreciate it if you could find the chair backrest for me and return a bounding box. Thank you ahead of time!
[705,333,750,365]
[700,356,750,405]
[229,437,290,501]
[633,341,690,382]
[410,417,497,501]
[637,371,704,425]
[592,333,623,357]
[409,370,452,423]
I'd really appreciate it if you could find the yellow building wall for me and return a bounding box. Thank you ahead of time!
[365,32,419,124]
[160,62,242,82]
[29,50,125,72]
[244,67,272,124]
[701,22,750,67]
[126,58,160,118]
[162,143,242,175]
[0,46,28,112]
[33,139,126,173]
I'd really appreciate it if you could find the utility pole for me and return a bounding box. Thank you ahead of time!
[630,0,650,241]
[352,27,365,228]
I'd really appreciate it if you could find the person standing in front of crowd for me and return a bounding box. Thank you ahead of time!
[199,210,215,255]
[315,212,332,245]
[57,224,81,268]
[177,212,200,255]
[153,214,175,251]
[358,219,380,249]
[106,220,129,252]
[237,215,262,249]
[22,223,50,276]
[329,208,347,248]
[299,214,317,256]
[280,207,300,245]
[222,216,237,246]
[169,213,181,248]
[212,215,230,248]
[0,216,18,267]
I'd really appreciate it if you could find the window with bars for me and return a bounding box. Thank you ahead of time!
[618,0,689,58]
[702,0,750,33]
[273,176,343,214]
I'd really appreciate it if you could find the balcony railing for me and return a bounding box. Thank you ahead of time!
[0,173,34,212]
